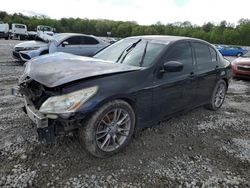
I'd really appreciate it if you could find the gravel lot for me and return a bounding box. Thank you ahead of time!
[0,39,249,188]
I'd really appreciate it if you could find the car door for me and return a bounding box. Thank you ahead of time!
[57,36,83,55]
[192,42,219,105]
[152,41,197,120]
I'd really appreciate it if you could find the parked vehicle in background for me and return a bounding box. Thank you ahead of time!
[27,25,55,41]
[231,51,250,79]
[12,33,109,61]
[37,25,55,36]
[27,31,37,40]
[0,22,9,40]
[13,36,232,158]
[10,23,28,40]
[216,45,248,57]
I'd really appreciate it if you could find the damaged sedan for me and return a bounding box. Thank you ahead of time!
[13,36,232,158]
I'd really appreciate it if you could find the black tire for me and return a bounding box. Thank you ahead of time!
[4,36,9,40]
[79,100,135,158]
[236,52,243,57]
[205,80,227,111]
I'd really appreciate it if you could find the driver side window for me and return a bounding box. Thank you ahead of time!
[165,42,193,74]
[64,36,81,45]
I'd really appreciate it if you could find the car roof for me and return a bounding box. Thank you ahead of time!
[56,33,96,38]
[128,35,210,45]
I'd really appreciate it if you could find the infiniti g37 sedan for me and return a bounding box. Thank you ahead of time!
[13,35,232,158]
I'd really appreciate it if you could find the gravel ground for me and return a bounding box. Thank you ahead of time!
[0,39,250,188]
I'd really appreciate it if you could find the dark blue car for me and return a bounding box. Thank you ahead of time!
[216,45,248,57]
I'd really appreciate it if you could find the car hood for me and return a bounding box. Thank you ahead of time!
[15,40,48,48]
[23,52,142,88]
[233,57,250,65]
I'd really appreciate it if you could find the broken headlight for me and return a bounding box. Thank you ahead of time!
[39,86,98,114]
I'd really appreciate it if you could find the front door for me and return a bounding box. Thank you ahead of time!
[152,42,197,120]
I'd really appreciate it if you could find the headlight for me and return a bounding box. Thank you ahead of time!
[39,86,98,114]
[23,46,40,51]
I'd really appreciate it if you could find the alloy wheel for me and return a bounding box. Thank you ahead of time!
[214,83,226,108]
[95,108,131,152]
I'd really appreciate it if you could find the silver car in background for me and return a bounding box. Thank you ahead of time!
[12,33,109,61]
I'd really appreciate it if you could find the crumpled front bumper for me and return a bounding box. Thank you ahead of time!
[11,87,57,143]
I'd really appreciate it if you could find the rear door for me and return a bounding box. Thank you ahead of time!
[192,42,219,105]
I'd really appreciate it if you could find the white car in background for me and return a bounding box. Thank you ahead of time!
[12,33,109,62]
[37,25,55,36]
[10,23,28,40]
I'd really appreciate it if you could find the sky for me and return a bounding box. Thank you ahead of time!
[1,0,250,25]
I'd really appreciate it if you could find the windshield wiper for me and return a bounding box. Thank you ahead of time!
[139,41,148,67]
[116,39,142,63]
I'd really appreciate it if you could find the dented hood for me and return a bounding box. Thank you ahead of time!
[24,52,141,87]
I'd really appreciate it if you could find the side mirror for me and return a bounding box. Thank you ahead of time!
[62,41,69,47]
[162,61,183,72]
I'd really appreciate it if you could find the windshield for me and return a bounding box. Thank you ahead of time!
[39,26,53,32]
[243,50,250,57]
[94,38,166,67]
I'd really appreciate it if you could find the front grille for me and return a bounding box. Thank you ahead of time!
[238,65,250,71]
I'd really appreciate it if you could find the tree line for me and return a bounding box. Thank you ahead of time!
[0,11,250,46]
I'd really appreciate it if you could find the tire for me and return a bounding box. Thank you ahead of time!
[236,52,243,57]
[205,80,227,111]
[79,100,135,158]
[4,36,9,40]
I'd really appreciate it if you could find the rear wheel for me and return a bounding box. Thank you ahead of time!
[79,100,135,158]
[205,80,227,111]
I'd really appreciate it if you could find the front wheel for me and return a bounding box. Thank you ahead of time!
[79,100,135,158]
[205,80,227,111]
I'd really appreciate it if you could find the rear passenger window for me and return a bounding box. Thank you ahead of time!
[209,47,217,62]
[193,42,215,72]
[84,36,99,45]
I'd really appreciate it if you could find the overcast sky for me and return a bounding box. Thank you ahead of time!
[1,0,250,25]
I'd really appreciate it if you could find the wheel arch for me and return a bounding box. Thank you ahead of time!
[222,77,229,90]
[95,95,136,112]
[89,95,137,125]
